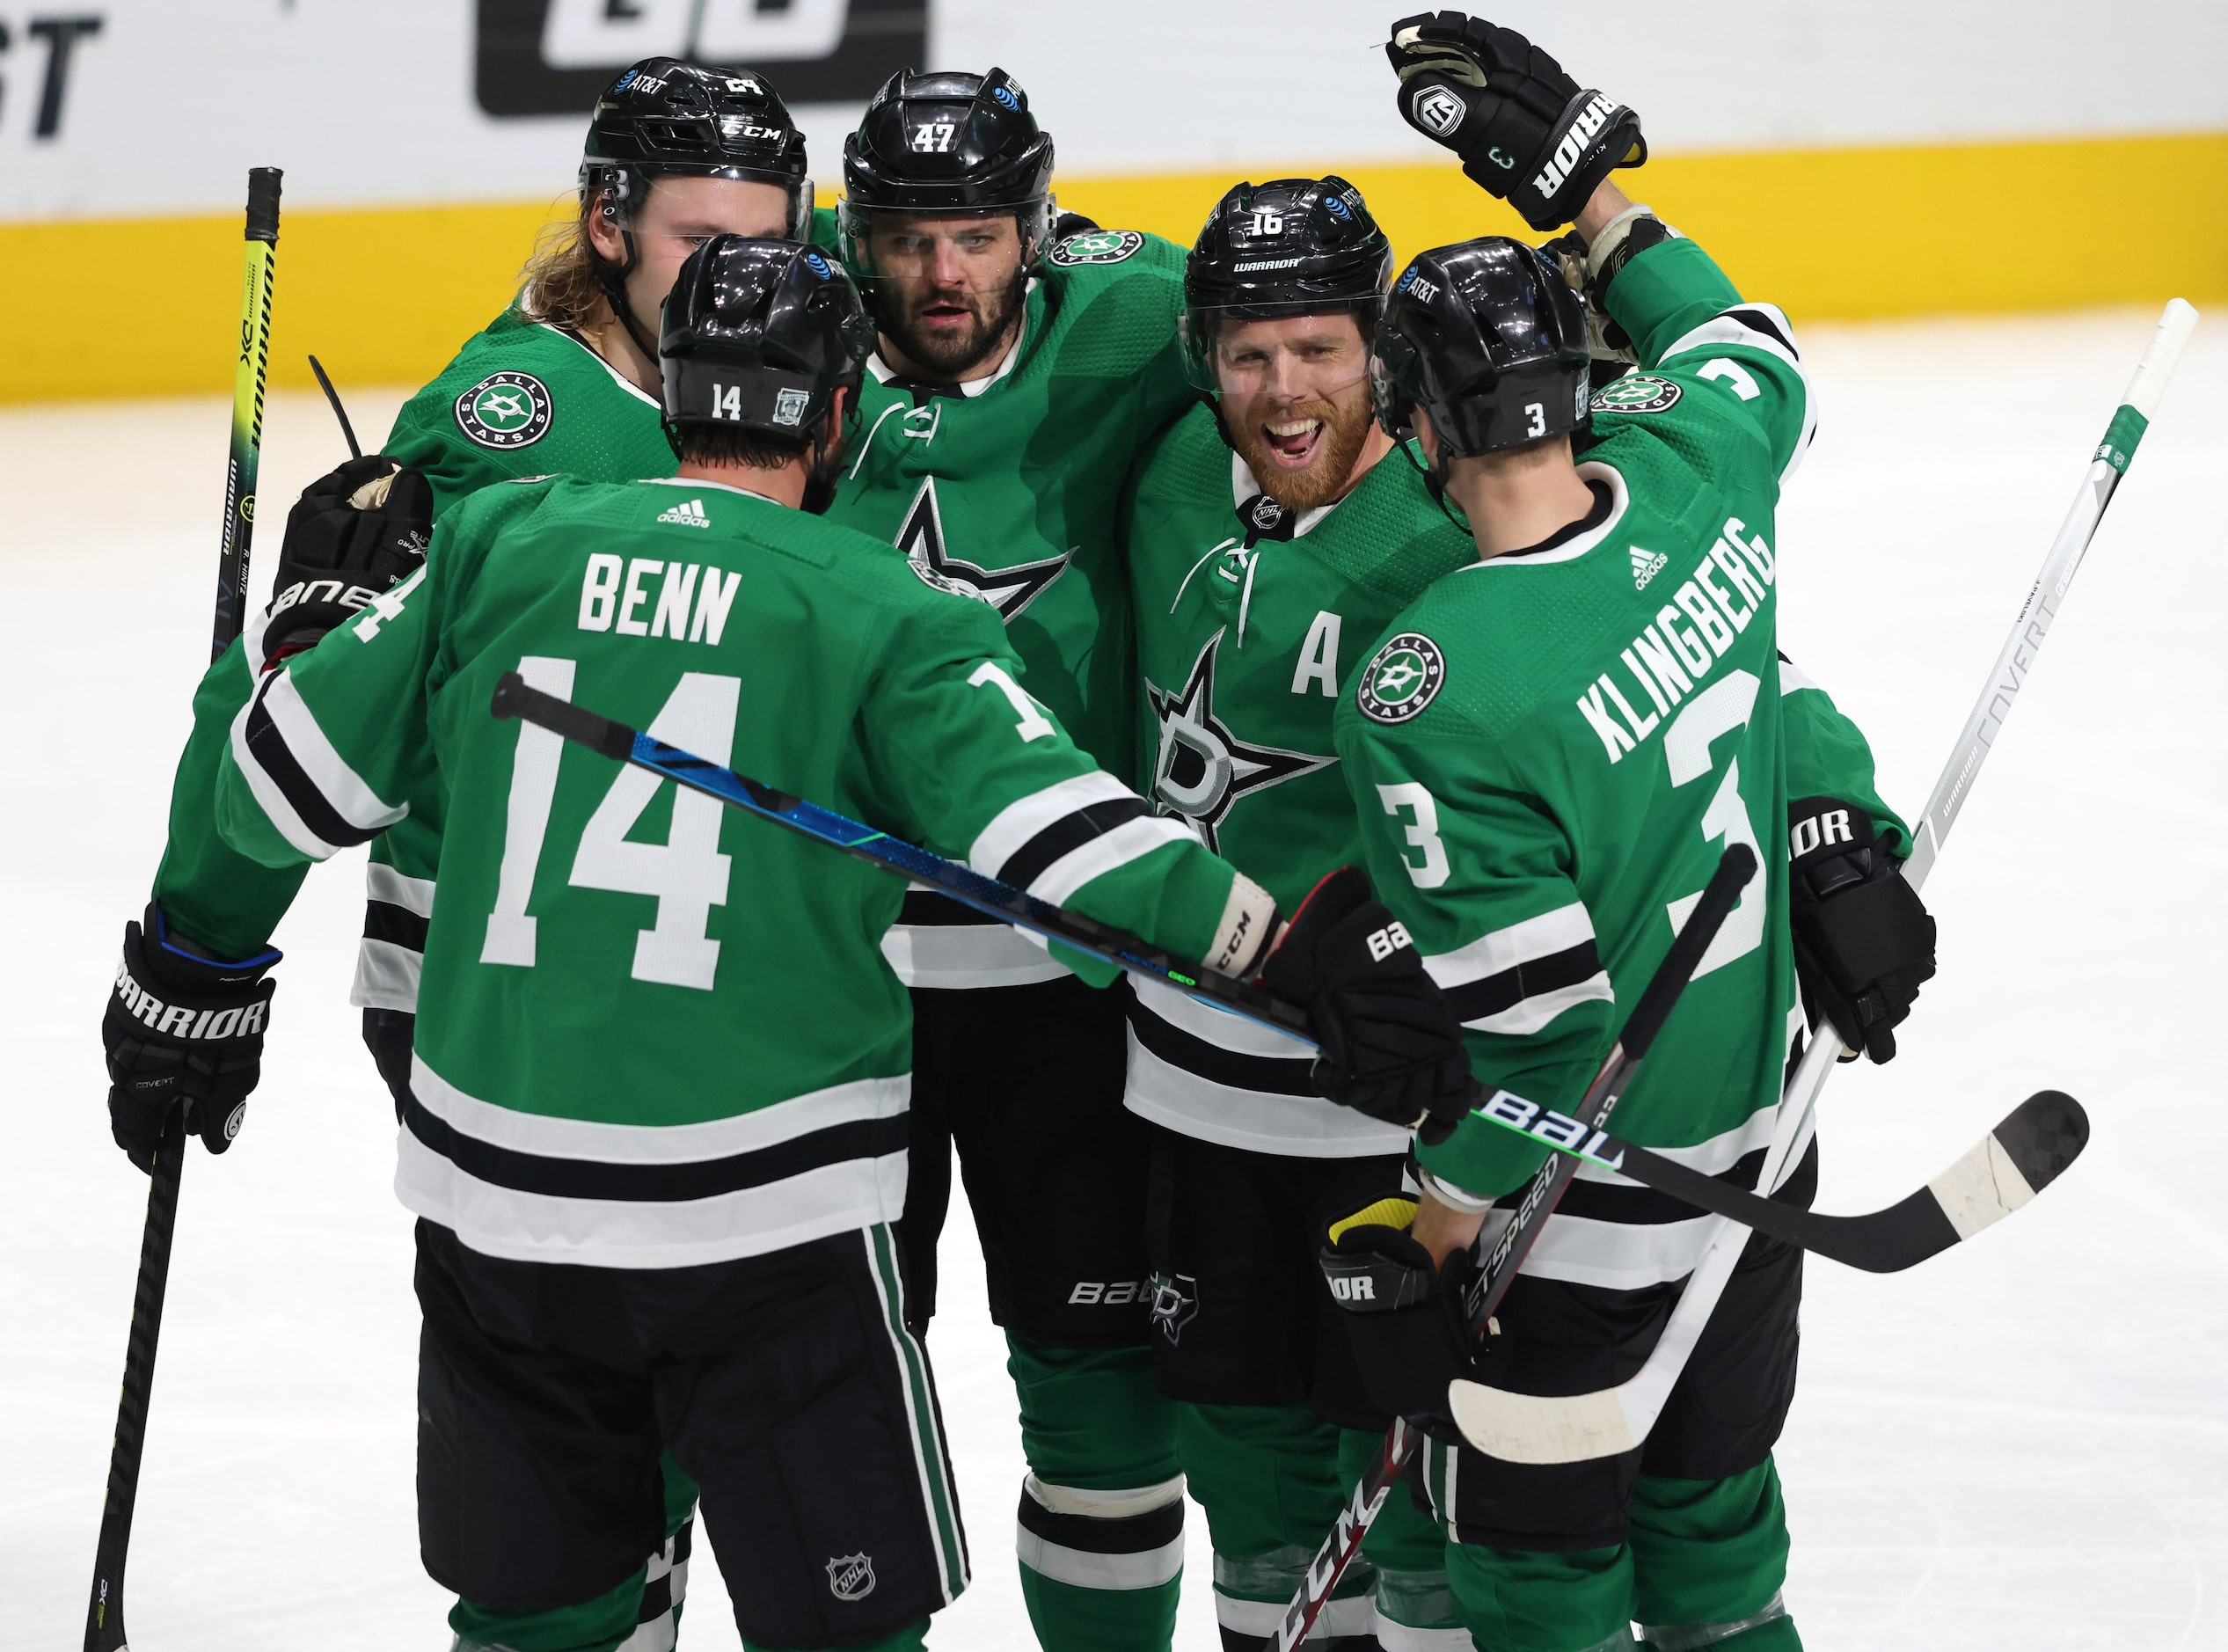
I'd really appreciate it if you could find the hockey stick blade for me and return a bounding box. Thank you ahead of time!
[1270,846,1755,1652]
[1461,1088,2087,1276]
[490,672,1314,1042]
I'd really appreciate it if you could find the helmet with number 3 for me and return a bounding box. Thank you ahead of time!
[1370,237,1592,459]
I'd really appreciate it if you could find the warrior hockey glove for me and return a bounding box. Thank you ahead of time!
[1385,11,1646,230]
[103,905,279,1173]
[1258,867,1473,1144]
[1786,796,1936,1064]
[1319,1192,1478,1434]
[259,456,433,666]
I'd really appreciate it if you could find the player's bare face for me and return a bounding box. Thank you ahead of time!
[868,212,1027,381]
[1216,314,1378,510]
[595,175,793,335]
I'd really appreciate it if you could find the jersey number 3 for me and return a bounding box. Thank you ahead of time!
[480,655,738,990]
[1663,669,1765,976]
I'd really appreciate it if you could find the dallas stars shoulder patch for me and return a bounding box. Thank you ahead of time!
[1047,229,1144,267]
[1589,374,1682,416]
[456,370,553,450]
[1355,632,1446,725]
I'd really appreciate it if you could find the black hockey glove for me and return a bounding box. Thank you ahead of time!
[1786,796,1936,1064]
[259,456,434,666]
[102,905,279,1173]
[1385,11,1645,230]
[1319,1192,1479,1434]
[1258,867,1474,1145]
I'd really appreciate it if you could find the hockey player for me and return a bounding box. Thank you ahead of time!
[825,68,1205,1652]
[1307,17,1939,1650]
[1121,177,1476,1651]
[103,234,1457,1652]
[130,61,822,1642]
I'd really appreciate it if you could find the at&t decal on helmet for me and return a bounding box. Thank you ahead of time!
[1048,229,1143,267]
[1590,374,1682,414]
[455,371,554,450]
[1356,632,1446,725]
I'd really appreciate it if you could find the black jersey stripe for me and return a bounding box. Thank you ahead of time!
[243,688,383,852]
[1440,939,1603,1027]
[1017,1490,1185,1555]
[1725,304,1799,358]
[1128,998,1316,1096]
[1552,1138,1818,1226]
[363,898,428,952]
[401,1093,909,1203]
[993,797,1153,893]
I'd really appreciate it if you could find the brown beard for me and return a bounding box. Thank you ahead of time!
[1227,384,1377,511]
[879,268,1027,381]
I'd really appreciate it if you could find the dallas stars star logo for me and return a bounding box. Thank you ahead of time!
[895,475,1071,622]
[1147,629,1333,852]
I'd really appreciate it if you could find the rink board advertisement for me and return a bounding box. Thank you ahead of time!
[1,0,2224,399]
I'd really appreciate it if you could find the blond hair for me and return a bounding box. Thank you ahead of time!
[517,196,613,335]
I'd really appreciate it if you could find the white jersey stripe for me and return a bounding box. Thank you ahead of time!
[366,861,435,917]
[968,770,1139,881]
[1028,815,1197,907]
[258,667,409,837]
[351,937,423,1012]
[1422,901,1597,989]
[1464,972,1615,1036]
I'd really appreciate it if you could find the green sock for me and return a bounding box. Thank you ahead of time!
[739,1624,929,1652]
[1008,1338,1184,1652]
[451,1566,642,1652]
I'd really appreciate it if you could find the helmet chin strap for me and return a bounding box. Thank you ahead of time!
[1387,410,1471,531]
[595,212,664,367]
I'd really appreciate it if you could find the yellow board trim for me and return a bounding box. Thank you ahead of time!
[4,130,2224,405]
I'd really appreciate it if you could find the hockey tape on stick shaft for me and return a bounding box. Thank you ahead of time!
[88,166,285,1652]
[490,672,1315,1042]
[1269,846,1754,1652]
[1450,296,2197,1466]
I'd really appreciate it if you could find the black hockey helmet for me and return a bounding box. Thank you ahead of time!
[1370,237,1592,461]
[1181,176,1393,394]
[838,68,1057,276]
[582,58,814,239]
[660,238,877,441]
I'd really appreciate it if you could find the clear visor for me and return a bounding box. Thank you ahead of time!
[836,198,1052,288]
[1182,306,1376,405]
[610,172,814,243]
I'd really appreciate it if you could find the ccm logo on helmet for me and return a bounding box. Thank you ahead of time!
[1790,808,1854,859]
[1365,922,1414,962]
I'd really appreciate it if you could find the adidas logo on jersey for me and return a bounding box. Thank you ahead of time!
[655,498,711,528]
[1631,546,1669,589]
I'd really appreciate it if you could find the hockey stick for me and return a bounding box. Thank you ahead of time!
[87,166,282,1652]
[1457,1085,2086,1274]
[489,672,1313,1042]
[1447,295,2199,1465]
[1270,846,1757,1651]
[306,355,362,460]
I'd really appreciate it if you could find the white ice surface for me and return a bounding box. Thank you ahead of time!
[3,308,2224,1648]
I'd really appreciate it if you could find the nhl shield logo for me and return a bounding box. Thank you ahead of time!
[827,1552,876,1602]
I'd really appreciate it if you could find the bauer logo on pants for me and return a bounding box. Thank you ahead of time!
[826,1552,875,1601]
[455,371,553,450]
[1355,632,1446,725]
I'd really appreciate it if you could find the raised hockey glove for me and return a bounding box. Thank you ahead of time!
[1786,796,1936,1064]
[259,456,433,666]
[1258,867,1474,1144]
[1385,11,1645,230]
[1319,1192,1478,1433]
[103,905,279,1173]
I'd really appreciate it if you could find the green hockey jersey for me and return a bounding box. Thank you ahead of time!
[1121,403,1478,1157]
[826,226,1194,990]
[213,475,1272,1268]
[1335,232,1905,1291]
[154,298,683,992]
